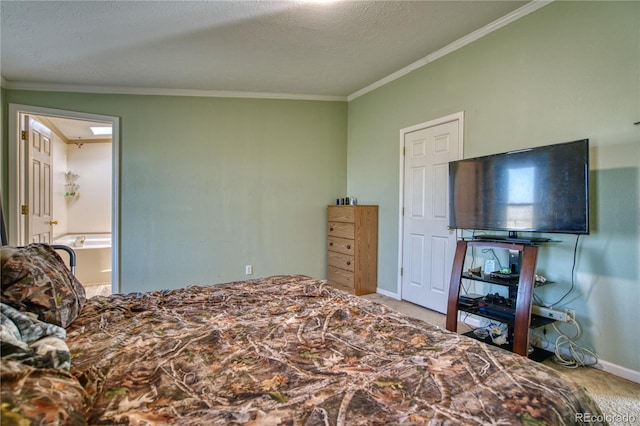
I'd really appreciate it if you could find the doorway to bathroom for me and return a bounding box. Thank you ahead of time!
[8,104,120,295]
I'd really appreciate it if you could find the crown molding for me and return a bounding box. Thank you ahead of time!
[1,80,347,102]
[347,0,553,101]
[2,1,551,103]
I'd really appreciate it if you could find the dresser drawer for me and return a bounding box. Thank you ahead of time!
[328,236,354,255]
[327,266,354,290]
[328,206,355,223]
[327,251,355,272]
[328,222,354,239]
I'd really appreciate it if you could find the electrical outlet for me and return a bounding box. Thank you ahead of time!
[564,308,575,321]
[245,265,253,275]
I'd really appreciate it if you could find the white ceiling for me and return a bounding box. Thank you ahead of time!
[2,0,534,102]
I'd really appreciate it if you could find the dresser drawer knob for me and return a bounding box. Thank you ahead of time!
[329,242,333,246]
[346,261,351,266]
[346,245,351,249]
[330,227,334,232]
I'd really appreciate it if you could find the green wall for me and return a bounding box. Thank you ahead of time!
[2,92,347,291]
[347,1,639,371]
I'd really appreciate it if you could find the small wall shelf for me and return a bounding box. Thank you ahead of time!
[65,171,80,198]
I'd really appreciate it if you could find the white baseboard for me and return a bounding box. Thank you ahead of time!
[375,287,400,300]
[595,360,640,384]
[457,312,484,328]
[538,341,640,384]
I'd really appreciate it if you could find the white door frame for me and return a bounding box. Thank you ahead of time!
[397,111,464,298]
[8,104,120,293]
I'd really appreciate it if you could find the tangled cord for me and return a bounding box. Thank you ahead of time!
[551,317,598,368]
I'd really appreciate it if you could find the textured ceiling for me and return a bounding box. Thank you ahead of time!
[1,0,531,99]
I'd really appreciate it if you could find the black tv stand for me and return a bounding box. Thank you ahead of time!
[447,240,540,356]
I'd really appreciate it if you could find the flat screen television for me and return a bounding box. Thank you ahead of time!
[448,139,589,241]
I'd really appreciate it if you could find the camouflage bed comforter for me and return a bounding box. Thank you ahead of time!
[1,244,89,425]
[66,275,604,425]
[0,302,70,370]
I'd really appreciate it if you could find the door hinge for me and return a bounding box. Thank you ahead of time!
[400,267,404,276]
[21,131,29,141]
[21,205,29,215]
[402,207,405,216]
[403,146,406,155]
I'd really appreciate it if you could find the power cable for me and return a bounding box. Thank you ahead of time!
[548,235,580,307]
[551,317,598,368]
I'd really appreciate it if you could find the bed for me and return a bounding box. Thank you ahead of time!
[1,244,606,425]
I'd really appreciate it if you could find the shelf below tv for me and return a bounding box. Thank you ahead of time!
[458,306,557,328]
[447,239,541,356]
[461,272,554,288]
[471,234,554,245]
[462,330,554,362]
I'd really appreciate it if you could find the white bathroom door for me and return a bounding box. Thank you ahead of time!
[23,115,54,244]
[401,118,460,313]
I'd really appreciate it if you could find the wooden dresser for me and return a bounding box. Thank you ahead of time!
[327,205,378,295]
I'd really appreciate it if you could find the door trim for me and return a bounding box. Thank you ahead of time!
[8,104,121,293]
[397,111,464,299]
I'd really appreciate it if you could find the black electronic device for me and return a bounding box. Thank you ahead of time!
[479,303,517,319]
[489,271,520,282]
[459,293,484,311]
[509,249,521,273]
[483,293,515,305]
[460,293,485,303]
[448,139,590,240]
[478,293,517,318]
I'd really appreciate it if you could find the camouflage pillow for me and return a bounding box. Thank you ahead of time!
[0,360,89,425]
[1,244,86,328]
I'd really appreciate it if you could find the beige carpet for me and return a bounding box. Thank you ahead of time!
[363,293,640,426]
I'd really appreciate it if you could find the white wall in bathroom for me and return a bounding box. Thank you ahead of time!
[66,142,111,233]
[52,133,69,239]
